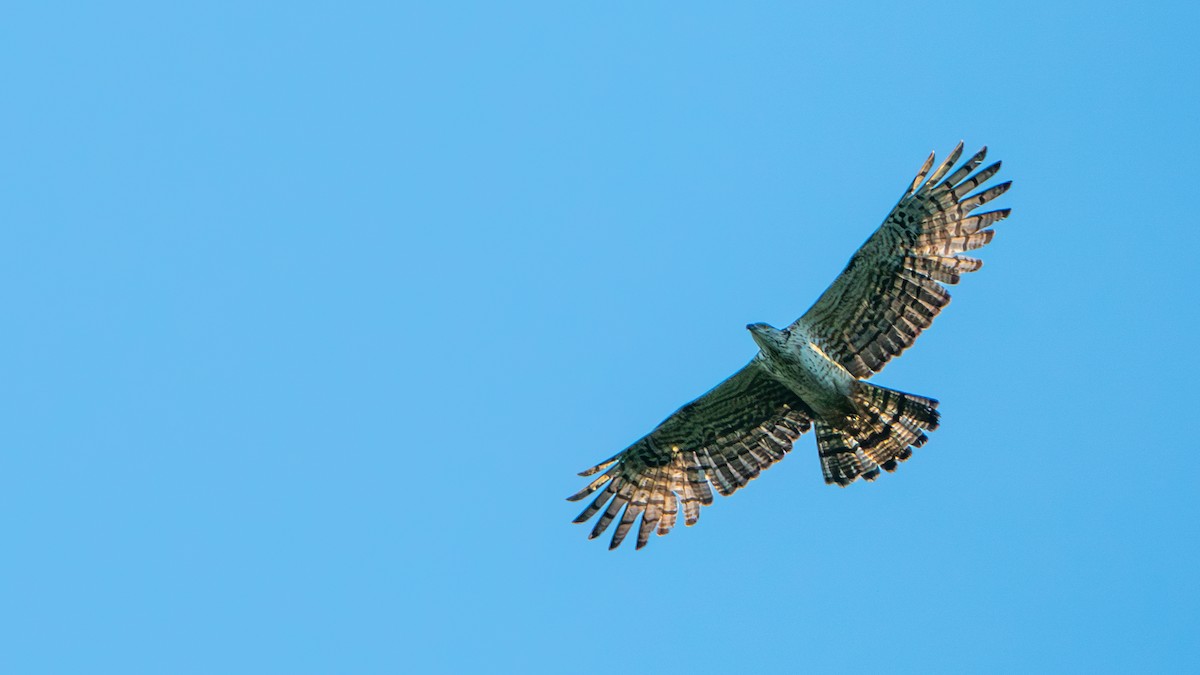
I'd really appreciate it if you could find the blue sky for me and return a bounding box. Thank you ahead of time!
[2,2,1197,673]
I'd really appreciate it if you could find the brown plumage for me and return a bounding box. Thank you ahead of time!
[569,143,1011,549]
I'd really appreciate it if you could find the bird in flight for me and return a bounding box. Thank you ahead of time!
[569,142,1011,549]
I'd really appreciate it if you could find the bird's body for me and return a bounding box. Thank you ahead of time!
[749,323,855,419]
[570,143,1011,549]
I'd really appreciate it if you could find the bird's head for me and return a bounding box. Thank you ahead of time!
[746,322,788,353]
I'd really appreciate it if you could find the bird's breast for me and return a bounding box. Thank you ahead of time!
[760,336,856,417]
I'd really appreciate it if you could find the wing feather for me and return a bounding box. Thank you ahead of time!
[793,144,1011,377]
[939,146,989,190]
[568,361,812,549]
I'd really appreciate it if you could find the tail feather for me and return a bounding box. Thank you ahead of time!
[815,423,882,486]
[816,382,940,486]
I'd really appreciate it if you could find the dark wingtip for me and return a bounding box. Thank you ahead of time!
[578,457,617,477]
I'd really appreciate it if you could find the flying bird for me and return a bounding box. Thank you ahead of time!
[568,142,1012,549]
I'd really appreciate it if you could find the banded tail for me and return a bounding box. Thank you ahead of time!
[815,381,940,486]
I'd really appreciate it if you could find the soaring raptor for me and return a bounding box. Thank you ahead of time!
[569,142,1011,549]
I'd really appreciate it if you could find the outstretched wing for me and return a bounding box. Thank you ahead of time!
[568,361,812,549]
[793,143,1012,378]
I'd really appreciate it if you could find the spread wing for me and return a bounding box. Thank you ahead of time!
[567,361,812,549]
[793,143,1012,378]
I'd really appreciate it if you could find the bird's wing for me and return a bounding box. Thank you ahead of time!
[792,143,1011,378]
[568,361,812,549]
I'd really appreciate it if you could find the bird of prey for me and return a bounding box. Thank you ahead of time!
[568,142,1011,549]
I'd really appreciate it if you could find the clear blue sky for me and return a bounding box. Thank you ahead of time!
[2,2,1197,673]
